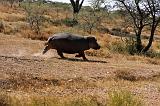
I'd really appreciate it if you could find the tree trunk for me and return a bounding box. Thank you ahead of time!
[73,13,78,21]
[70,0,84,20]
[136,28,143,52]
[142,26,156,52]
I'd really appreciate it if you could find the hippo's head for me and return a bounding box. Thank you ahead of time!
[87,36,100,50]
[42,37,53,54]
[42,42,52,54]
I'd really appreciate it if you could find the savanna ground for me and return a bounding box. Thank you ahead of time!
[0,1,160,106]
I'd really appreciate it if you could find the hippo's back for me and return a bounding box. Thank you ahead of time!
[52,33,89,53]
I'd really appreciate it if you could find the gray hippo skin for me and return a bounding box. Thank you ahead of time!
[42,33,100,60]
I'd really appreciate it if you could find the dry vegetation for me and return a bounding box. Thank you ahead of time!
[0,1,160,106]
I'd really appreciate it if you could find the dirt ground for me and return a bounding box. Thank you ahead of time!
[0,34,160,105]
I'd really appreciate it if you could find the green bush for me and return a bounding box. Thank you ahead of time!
[61,18,78,27]
[108,38,137,55]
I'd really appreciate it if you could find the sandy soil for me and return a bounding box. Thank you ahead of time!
[0,34,160,105]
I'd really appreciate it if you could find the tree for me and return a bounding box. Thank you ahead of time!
[70,0,84,20]
[115,0,160,53]
[142,0,160,52]
[79,0,107,34]
[22,0,46,35]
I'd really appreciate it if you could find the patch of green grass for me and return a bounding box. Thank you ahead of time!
[108,90,143,106]
[108,38,137,55]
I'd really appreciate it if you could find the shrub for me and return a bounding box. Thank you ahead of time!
[108,38,137,55]
[108,90,142,106]
[79,8,106,34]
[111,27,130,37]
[22,1,46,35]
[61,18,78,27]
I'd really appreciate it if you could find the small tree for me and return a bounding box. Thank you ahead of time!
[115,0,160,53]
[79,0,107,34]
[22,0,46,35]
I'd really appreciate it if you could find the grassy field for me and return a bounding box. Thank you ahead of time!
[0,2,160,106]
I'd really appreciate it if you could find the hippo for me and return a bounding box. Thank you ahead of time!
[42,33,100,60]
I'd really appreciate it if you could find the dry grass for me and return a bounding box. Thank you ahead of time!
[0,91,143,106]
[115,69,137,81]
[0,12,25,22]
[0,92,10,106]
[0,3,160,106]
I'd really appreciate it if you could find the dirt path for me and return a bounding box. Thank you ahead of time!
[0,34,160,105]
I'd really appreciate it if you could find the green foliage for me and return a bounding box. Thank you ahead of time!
[108,38,137,55]
[62,18,78,27]
[108,90,142,106]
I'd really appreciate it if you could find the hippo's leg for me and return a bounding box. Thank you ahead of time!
[57,50,65,58]
[76,51,88,61]
[75,54,81,57]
